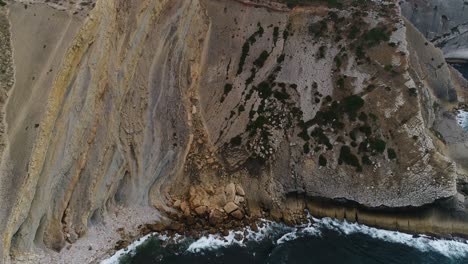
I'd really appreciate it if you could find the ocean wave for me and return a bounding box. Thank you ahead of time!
[101,215,468,263]
[314,217,468,259]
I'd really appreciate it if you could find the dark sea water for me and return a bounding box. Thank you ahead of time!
[452,63,468,79]
[103,217,468,264]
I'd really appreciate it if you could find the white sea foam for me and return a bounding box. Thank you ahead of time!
[314,217,468,259]
[100,233,154,264]
[456,110,468,130]
[102,215,468,263]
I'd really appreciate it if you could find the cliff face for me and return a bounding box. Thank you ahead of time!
[401,0,468,61]
[0,0,466,263]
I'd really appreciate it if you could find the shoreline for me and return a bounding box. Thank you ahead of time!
[100,196,468,263]
[98,195,468,263]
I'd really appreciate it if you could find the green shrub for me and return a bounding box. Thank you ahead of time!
[303,143,311,154]
[273,27,279,45]
[230,135,243,146]
[387,148,397,159]
[254,51,270,68]
[257,82,273,99]
[224,83,233,95]
[348,25,360,39]
[362,155,372,165]
[319,155,327,166]
[363,27,390,47]
[339,145,361,170]
[342,95,364,115]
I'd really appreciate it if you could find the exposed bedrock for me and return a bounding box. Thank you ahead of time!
[401,0,468,61]
[0,0,467,263]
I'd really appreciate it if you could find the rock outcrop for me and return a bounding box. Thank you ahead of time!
[401,0,468,61]
[0,0,466,263]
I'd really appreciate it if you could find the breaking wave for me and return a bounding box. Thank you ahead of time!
[102,214,468,263]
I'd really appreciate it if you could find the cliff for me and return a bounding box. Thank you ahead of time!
[401,0,468,61]
[0,0,466,263]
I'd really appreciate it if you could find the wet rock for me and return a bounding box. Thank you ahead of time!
[167,222,185,233]
[250,222,259,232]
[234,233,243,241]
[114,240,129,250]
[224,201,238,214]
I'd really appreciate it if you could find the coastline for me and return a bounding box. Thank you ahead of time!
[98,194,468,263]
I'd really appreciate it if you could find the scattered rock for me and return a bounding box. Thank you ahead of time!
[173,199,181,208]
[146,223,165,232]
[235,184,245,196]
[224,201,238,214]
[209,209,226,225]
[225,183,236,202]
[231,209,244,220]
[234,195,245,205]
[194,205,208,216]
[114,240,129,250]
[167,222,185,233]
[234,233,243,241]
[206,186,215,195]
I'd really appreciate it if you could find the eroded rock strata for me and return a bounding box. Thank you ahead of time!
[0,0,467,263]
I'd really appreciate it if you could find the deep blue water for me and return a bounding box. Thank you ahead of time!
[452,63,468,79]
[106,217,468,264]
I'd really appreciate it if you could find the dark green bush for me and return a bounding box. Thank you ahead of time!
[254,51,270,68]
[339,145,361,170]
[224,83,233,95]
[230,135,243,146]
[387,148,397,159]
[319,155,327,166]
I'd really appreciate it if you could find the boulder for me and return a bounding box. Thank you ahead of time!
[231,209,244,220]
[234,195,245,205]
[225,183,236,202]
[224,201,238,214]
[235,184,245,196]
[194,205,208,216]
[209,209,226,225]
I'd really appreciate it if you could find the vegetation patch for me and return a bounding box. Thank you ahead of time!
[319,155,327,166]
[387,148,397,159]
[230,135,243,146]
[237,24,265,75]
[253,51,270,68]
[339,145,362,171]
[363,27,390,47]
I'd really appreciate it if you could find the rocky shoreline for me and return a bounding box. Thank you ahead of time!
[105,193,468,260]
